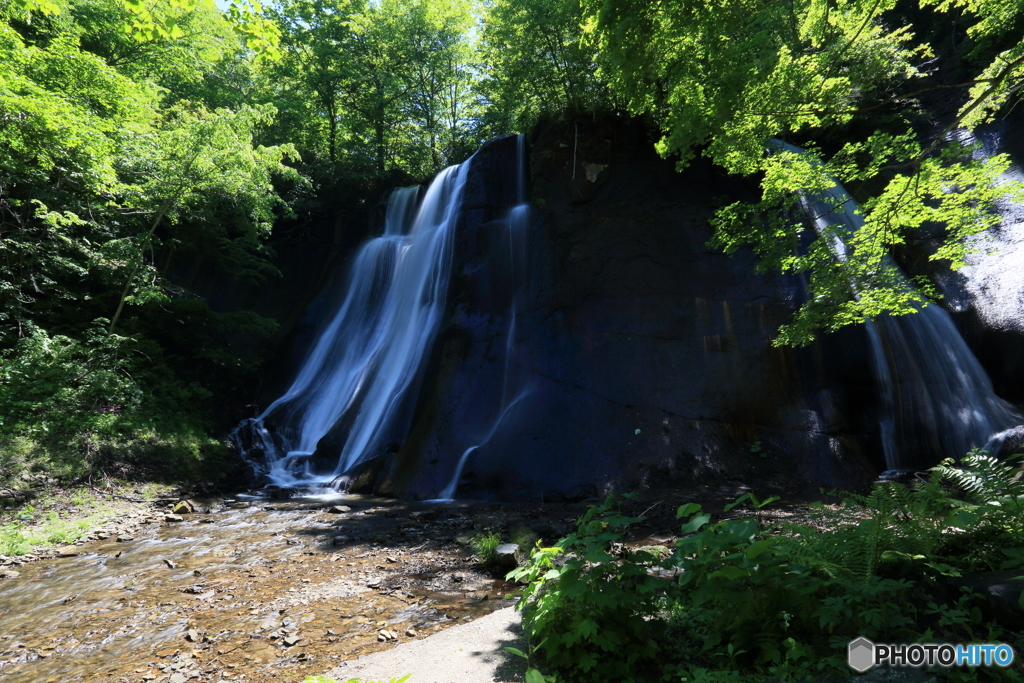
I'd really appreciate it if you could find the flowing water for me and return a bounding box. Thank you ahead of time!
[234,160,472,489]
[0,498,511,683]
[776,140,1022,470]
[436,136,533,501]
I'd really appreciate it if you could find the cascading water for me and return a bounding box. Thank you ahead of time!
[233,159,472,489]
[435,135,533,500]
[776,141,1022,471]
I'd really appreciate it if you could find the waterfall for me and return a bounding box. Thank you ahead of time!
[435,135,533,500]
[233,159,472,489]
[776,141,1022,471]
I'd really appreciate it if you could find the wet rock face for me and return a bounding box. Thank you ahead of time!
[938,112,1024,407]
[352,118,883,500]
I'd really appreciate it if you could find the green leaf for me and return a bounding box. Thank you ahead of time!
[680,513,711,534]
[525,668,547,683]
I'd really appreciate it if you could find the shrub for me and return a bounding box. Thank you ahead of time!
[511,455,1024,683]
[508,494,670,683]
[470,530,503,565]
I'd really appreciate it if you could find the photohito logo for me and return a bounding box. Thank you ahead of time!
[848,638,1015,672]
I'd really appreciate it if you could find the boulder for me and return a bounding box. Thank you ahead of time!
[954,570,1024,630]
[172,500,197,515]
[493,543,520,570]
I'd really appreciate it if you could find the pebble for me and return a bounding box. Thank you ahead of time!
[164,514,184,523]
[328,505,351,513]
[185,629,200,642]
[282,635,301,647]
[116,535,134,543]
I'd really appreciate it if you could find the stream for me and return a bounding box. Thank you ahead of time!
[0,494,515,683]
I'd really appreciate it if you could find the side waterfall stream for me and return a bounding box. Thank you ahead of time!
[778,140,1022,470]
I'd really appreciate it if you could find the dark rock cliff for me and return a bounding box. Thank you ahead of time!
[347,118,883,500]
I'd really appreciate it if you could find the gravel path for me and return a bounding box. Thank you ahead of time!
[324,607,527,683]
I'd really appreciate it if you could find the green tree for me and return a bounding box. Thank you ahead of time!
[583,0,1024,345]
[106,103,300,332]
[0,2,295,483]
[404,0,479,171]
[480,0,611,133]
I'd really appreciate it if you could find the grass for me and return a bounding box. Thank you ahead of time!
[470,530,503,564]
[0,483,172,556]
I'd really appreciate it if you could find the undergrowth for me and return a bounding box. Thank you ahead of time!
[510,452,1024,683]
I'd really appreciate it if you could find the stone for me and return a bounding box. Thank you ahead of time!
[116,535,134,543]
[528,522,558,540]
[408,510,437,520]
[55,547,79,558]
[453,533,474,545]
[472,514,497,530]
[172,500,197,514]
[169,673,188,683]
[164,514,184,523]
[282,635,300,647]
[328,505,351,514]
[185,630,200,643]
[493,543,520,569]
[332,535,352,546]
[366,578,382,588]
[404,629,417,638]
[163,559,177,569]
[953,571,1024,630]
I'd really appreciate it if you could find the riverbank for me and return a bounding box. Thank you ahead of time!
[0,482,179,566]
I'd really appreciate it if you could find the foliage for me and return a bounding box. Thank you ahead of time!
[508,494,672,683]
[0,0,291,484]
[470,529,502,564]
[582,0,1024,345]
[513,458,1024,682]
[266,0,481,177]
[478,0,613,133]
[301,676,411,683]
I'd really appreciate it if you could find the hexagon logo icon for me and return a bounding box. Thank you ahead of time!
[848,637,875,672]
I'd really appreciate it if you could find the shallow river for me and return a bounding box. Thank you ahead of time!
[0,495,513,683]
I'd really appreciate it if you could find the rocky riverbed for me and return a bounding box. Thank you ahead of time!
[0,493,575,683]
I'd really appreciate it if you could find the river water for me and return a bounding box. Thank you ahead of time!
[0,495,512,683]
